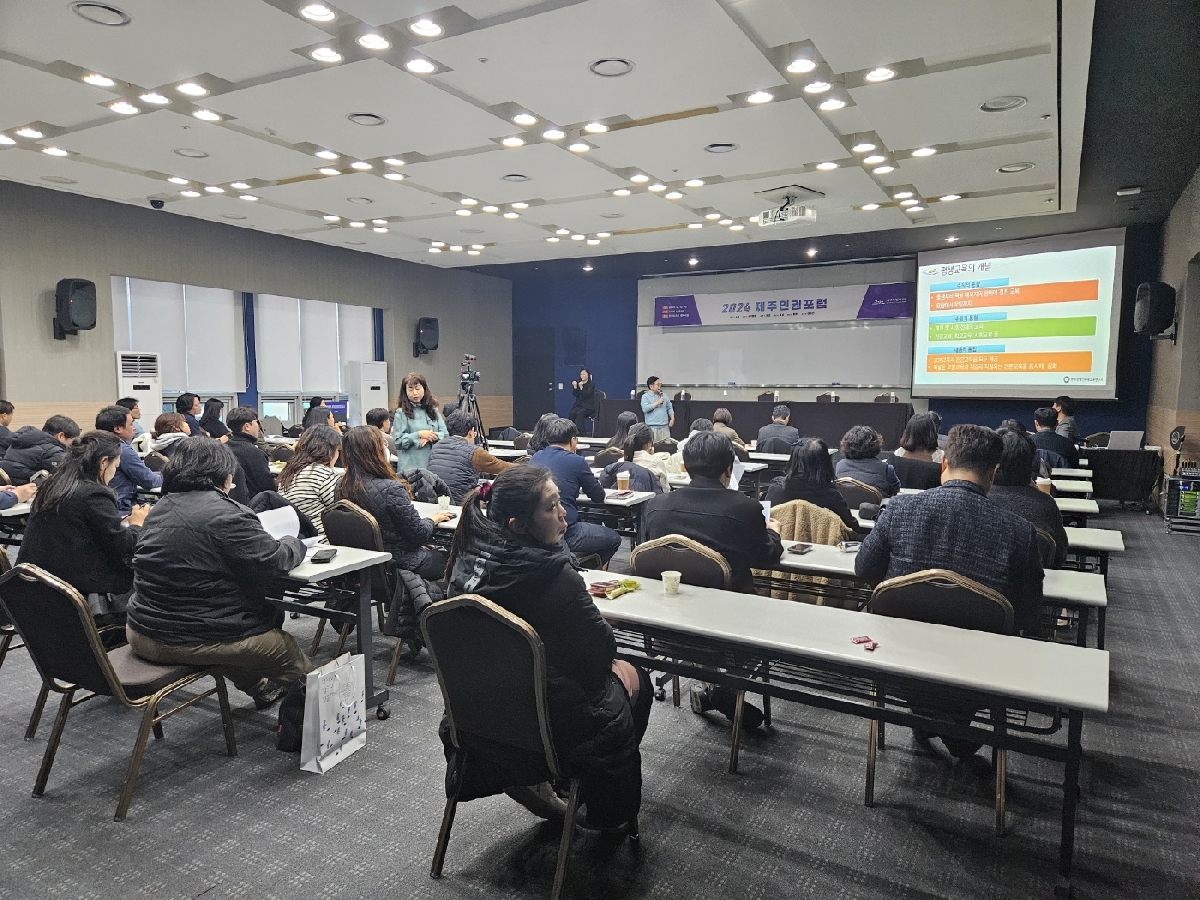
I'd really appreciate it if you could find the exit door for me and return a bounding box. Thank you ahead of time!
[513,326,555,430]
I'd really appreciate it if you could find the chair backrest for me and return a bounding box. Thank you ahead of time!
[1034,528,1058,568]
[593,390,606,402]
[816,392,839,403]
[653,438,678,455]
[867,569,1014,634]
[321,501,390,597]
[834,477,883,508]
[421,595,560,775]
[142,451,169,473]
[873,393,897,403]
[593,447,623,468]
[284,424,304,438]
[1084,432,1110,448]
[269,445,295,463]
[0,467,9,485]
[672,390,690,401]
[629,534,732,589]
[261,415,284,436]
[757,391,775,402]
[0,564,123,697]
[758,436,792,454]
[512,432,532,451]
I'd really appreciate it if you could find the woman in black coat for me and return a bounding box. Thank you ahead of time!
[568,368,597,434]
[765,436,858,530]
[18,431,147,622]
[442,465,652,828]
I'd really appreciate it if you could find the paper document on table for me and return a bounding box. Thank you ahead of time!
[728,459,744,492]
[257,505,300,540]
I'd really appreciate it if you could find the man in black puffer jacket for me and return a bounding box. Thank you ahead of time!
[0,415,80,484]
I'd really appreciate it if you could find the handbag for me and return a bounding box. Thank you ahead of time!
[299,653,367,774]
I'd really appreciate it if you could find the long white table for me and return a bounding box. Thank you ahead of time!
[490,447,530,460]
[1051,468,1092,479]
[1055,497,1100,525]
[583,570,1108,894]
[1052,479,1093,496]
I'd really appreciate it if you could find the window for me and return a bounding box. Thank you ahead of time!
[254,295,376,394]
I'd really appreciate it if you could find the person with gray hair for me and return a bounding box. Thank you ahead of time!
[756,404,799,449]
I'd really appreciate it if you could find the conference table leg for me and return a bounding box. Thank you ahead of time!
[353,575,389,713]
[1074,608,1090,649]
[1056,710,1084,898]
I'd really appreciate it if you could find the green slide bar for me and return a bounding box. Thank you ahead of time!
[928,316,1097,342]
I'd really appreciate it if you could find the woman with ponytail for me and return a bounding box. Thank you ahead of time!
[18,430,145,622]
[441,465,651,830]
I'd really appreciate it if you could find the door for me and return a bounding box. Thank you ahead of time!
[513,326,556,430]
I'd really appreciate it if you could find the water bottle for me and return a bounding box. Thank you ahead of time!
[629,389,636,400]
[774,390,780,402]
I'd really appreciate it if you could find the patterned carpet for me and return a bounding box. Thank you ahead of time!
[0,506,1197,899]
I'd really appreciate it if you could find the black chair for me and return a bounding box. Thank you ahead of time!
[584,390,606,436]
[652,438,678,456]
[592,447,623,469]
[757,391,775,402]
[512,432,532,451]
[284,424,304,438]
[873,393,897,403]
[815,392,839,403]
[0,564,237,821]
[886,454,942,490]
[757,436,792,455]
[269,445,295,463]
[672,390,691,402]
[1035,528,1058,569]
[834,477,883,509]
[1084,432,1110,448]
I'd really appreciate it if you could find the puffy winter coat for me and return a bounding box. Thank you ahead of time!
[344,474,437,571]
[0,427,66,484]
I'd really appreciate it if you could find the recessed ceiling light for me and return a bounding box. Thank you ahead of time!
[357,33,390,50]
[409,18,442,37]
[630,174,649,183]
[590,58,634,77]
[864,67,895,82]
[0,135,14,145]
[16,128,44,139]
[350,161,372,170]
[349,221,366,228]
[509,202,527,210]
[471,244,484,250]
[587,238,600,245]
[665,191,683,199]
[907,205,924,212]
[503,211,519,218]
[556,228,570,235]
[851,142,877,153]
[648,183,666,192]
[300,4,336,22]
[176,82,207,97]
[431,241,445,247]
[583,122,609,133]
[167,176,189,185]
[42,147,69,157]
[346,196,373,204]
[863,154,885,165]
[568,142,590,152]
[311,47,343,63]
[940,193,961,201]
[139,92,169,105]
[467,250,480,256]
[347,113,387,126]
[230,182,250,189]
[406,58,436,74]
[787,58,817,74]
[806,248,818,257]
[1115,186,1142,197]
[482,205,499,213]
[455,209,472,216]
[383,157,405,166]
[546,236,560,242]
[384,172,404,181]
[899,198,917,206]
[804,80,831,94]
[71,3,133,26]
[718,218,733,225]
[860,203,880,211]
[180,190,200,197]
[749,215,759,222]
[534,130,563,144]
[729,224,744,231]
[83,73,115,87]
[192,109,220,122]
[687,223,703,229]
[502,136,525,147]
[873,165,895,174]
[373,226,388,233]
[945,235,959,243]
[571,234,585,240]
[429,247,442,253]
[513,113,537,126]
[450,245,462,251]
[458,198,477,206]
[596,232,611,238]
[684,179,705,188]
[41,175,78,184]
[704,212,720,220]
[816,161,838,171]
[704,142,738,154]
[172,147,207,160]
[980,95,1027,112]
[319,167,340,175]
[204,185,224,193]
[316,150,339,161]
[819,97,846,111]
[240,194,258,201]
[746,91,773,104]
[613,188,631,197]
[911,147,937,157]
[893,190,913,199]
[323,215,341,222]
[372,219,387,225]
[997,162,1035,173]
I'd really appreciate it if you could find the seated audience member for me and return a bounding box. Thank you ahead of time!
[444,465,651,826]
[1032,406,1081,467]
[149,413,190,457]
[645,431,782,729]
[95,405,161,515]
[525,412,560,455]
[0,400,15,452]
[225,406,275,500]
[605,411,639,450]
[676,418,714,456]
[125,439,312,708]
[529,417,622,565]
[757,405,800,448]
[336,425,453,578]
[885,451,943,491]
[835,425,901,497]
[765,437,856,529]
[277,424,342,538]
[929,410,948,450]
[302,404,336,431]
[365,407,399,457]
[712,407,750,461]
[1053,395,1079,442]
[892,413,944,463]
[0,480,35,513]
[0,414,80,484]
[18,431,144,624]
[990,428,1069,568]
[598,423,667,493]
[441,400,458,419]
[115,396,144,437]
[176,393,204,436]
[427,410,513,504]
[199,398,230,440]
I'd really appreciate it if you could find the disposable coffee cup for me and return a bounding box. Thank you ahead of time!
[438,495,451,510]
[661,570,681,594]
[1036,478,1052,495]
[616,471,631,491]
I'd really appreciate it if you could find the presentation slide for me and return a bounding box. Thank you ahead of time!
[912,230,1125,400]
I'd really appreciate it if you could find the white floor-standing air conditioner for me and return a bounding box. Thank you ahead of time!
[115,351,163,419]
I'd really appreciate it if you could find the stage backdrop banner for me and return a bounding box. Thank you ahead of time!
[653,282,914,327]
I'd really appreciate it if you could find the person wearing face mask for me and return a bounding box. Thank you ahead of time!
[124,438,311,710]
[442,465,652,829]
[392,372,448,471]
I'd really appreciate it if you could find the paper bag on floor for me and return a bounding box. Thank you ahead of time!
[300,653,366,774]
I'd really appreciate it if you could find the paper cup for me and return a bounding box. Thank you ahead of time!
[438,495,451,510]
[661,570,682,594]
[1036,478,1052,495]
[616,471,631,491]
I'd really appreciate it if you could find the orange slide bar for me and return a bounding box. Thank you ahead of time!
[930,280,1099,310]
[925,351,1093,374]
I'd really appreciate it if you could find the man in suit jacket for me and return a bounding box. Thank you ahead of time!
[1032,407,1080,467]
[756,405,800,449]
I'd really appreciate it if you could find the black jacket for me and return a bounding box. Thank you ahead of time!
[227,431,276,500]
[127,488,305,644]
[645,474,783,592]
[757,421,799,448]
[0,424,12,455]
[885,453,943,490]
[599,460,663,494]
[17,482,138,595]
[347,474,436,571]
[0,427,66,484]
[987,484,1069,568]
[569,380,597,418]
[765,477,856,529]
[1032,429,1080,468]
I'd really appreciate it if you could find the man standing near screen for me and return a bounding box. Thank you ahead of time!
[641,376,674,443]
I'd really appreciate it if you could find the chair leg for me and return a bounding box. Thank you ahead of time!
[33,689,75,799]
[309,619,326,656]
[728,690,745,774]
[152,721,164,740]
[115,700,159,821]
[432,753,466,879]
[25,681,49,741]
[865,686,883,807]
[993,707,1008,836]
[763,694,771,728]
[386,637,404,686]
[214,675,238,757]
[334,624,350,656]
[0,631,12,669]
[551,779,582,900]
[672,675,680,707]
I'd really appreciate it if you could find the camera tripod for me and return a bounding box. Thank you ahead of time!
[457,386,487,447]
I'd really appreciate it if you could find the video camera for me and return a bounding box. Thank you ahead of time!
[460,353,482,391]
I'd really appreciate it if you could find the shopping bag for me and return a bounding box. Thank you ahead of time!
[300,653,367,773]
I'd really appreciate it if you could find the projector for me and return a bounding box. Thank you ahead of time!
[754,184,823,228]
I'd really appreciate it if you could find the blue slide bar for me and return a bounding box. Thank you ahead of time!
[928,312,1008,323]
[928,278,1010,292]
[928,345,1006,354]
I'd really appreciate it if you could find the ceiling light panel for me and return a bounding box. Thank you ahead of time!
[899,138,1056,196]
[255,171,460,220]
[0,59,123,130]
[206,59,514,158]
[421,0,783,124]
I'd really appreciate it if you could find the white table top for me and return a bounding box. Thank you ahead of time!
[0,500,31,517]
[1078,457,1089,466]
[1051,468,1092,478]
[285,545,391,583]
[748,451,790,463]
[412,500,463,530]
[1052,479,1093,494]
[264,435,297,446]
[581,489,654,508]
[490,447,530,460]
[582,570,1109,713]
[489,439,515,448]
[1056,497,1100,514]
[1063,526,1125,553]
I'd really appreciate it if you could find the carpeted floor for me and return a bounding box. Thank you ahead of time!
[1,506,1197,899]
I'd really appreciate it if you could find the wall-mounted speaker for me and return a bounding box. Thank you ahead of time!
[1134,281,1176,336]
[413,316,439,358]
[53,278,97,340]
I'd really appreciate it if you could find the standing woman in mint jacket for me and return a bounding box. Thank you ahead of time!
[392,371,448,471]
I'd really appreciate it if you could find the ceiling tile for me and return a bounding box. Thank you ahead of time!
[898,139,1057,197]
[54,109,317,183]
[298,225,428,255]
[425,0,784,125]
[917,191,1060,226]
[0,60,117,131]
[386,211,550,244]
[333,0,544,26]
[0,145,173,203]
[695,167,890,219]
[168,194,330,233]
[728,0,808,49]
[523,191,705,233]
[254,171,459,219]
[208,59,514,159]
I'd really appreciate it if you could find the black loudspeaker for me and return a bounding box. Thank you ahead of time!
[1170,426,1186,452]
[1134,282,1176,336]
[413,316,439,358]
[53,278,97,340]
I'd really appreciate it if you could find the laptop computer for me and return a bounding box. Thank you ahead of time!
[1106,430,1144,450]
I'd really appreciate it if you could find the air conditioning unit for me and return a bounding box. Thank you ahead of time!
[116,352,162,418]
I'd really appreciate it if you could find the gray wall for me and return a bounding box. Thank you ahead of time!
[0,180,511,408]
